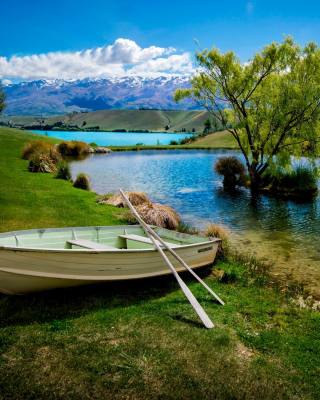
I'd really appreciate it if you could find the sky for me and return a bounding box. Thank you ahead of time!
[1,0,320,83]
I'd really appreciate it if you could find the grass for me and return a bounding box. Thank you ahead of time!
[107,131,238,152]
[0,126,319,399]
[0,126,124,233]
[263,164,319,194]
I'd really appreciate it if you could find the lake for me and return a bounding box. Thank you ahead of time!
[28,130,194,146]
[70,149,320,296]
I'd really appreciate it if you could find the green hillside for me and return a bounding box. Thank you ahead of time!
[1,110,216,133]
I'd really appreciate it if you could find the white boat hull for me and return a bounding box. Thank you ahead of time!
[0,225,220,294]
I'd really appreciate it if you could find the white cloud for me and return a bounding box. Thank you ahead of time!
[0,39,193,80]
[2,79,12,85]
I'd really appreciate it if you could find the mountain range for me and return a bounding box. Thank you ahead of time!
[2,76,203,115]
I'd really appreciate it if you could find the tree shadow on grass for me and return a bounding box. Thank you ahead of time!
[0,266,219,329]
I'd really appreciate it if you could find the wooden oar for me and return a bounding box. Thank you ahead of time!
[119,189,214,329]
[118,189,224,306]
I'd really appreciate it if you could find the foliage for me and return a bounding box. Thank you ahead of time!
[176,221,199,235]
[174,36,320,188]
[204,117,211,132]
[56,159,72,181]
[214,156,246,186]
[71,140,89,156]
[28,154,57,173]
[169,140,179,145]
[73,173,90,190]
[0,80,7,116]
[262,164,319,193]
[57,140,89,156]
[88,142,98,147]
[21,140,61,163]
[202,222,231,258]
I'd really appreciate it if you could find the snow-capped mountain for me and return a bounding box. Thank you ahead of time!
[3,75,201,115]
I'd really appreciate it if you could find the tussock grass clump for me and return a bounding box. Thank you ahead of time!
[214,156,246,187]
[28,154,57,173]
[57,140,89,156]
[176,221,199,235]
[73,173,90,190]
[202,222,231,258]
[124,201,180,229]
[105,191,149,207]
[21,140,61,162]
[56,160,72,181]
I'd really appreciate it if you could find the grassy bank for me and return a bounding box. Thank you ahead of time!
[0,126,123,233]
[108,130,238,151]
[0,127,319,399]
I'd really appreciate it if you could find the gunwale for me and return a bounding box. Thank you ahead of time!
[0,225,221,254]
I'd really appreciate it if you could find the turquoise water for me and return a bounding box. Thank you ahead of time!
[28,130,194,146]
[70,149,320,294]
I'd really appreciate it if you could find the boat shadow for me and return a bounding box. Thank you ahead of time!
[0,266,217,329]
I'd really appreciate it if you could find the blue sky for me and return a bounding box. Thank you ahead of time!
[1,0,320,83]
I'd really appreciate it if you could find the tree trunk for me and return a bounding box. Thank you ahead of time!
[248,163,261,192]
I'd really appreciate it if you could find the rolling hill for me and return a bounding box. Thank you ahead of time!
[1,109,218,133]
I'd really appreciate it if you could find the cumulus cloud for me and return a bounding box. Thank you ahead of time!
[1,79,12,85]
[0,39,193,80]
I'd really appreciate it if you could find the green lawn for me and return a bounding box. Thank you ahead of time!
[0,126,124,233]
[0,126,319,399]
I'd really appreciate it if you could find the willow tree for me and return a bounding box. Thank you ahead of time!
[174,37,320,188]
[0,80,7,116]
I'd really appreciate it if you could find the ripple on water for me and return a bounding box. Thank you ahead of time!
[70,149,320,295]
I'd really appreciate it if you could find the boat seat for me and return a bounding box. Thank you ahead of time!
[118,234,180,248]
[66,239,117,250]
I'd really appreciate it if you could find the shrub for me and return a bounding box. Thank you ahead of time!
[22,141,61,162]
[70,140,89,156]
[263,164,318,193]
[57,141,72,156]
[169,140,179,145]
[56,160,72,181]
[73,173,90,190]
[202,223,231,258]
[214,156,246,187]
[57,140,89,156]
[28,154,57,173]
[88,142,98,147]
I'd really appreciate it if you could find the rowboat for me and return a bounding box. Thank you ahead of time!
[0,225,221,295]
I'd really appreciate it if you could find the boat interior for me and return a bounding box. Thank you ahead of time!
[0,225,211,251]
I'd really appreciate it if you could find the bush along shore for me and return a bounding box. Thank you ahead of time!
[214,156,319,197]
[0,126,320,399]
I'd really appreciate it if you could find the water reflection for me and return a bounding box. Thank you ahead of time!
[70,149,320,294]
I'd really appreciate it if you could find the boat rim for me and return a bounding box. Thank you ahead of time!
[0,225,222,253]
